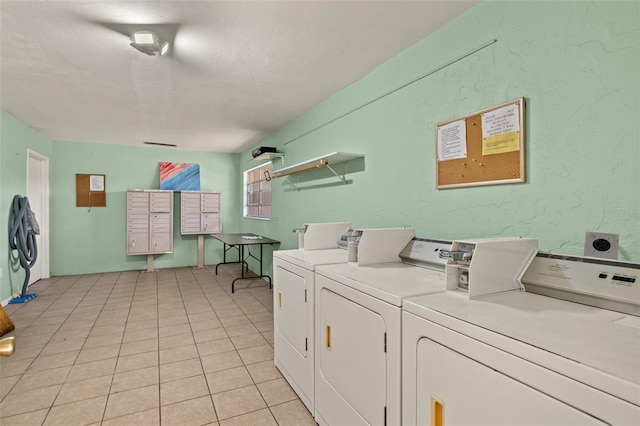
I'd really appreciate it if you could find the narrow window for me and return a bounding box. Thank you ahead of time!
[244,162,272,219]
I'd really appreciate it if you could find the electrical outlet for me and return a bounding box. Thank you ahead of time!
[584,232,619,259]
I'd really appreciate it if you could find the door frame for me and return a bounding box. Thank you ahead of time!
[26,149,50,281]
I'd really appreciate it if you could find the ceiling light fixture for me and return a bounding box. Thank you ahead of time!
[130,31,169,56]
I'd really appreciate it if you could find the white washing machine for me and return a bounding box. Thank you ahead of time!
[314,228,452,426]
[273,222,352,413]
[402,243,640,425]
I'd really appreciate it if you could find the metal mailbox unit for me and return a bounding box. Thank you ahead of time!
[180,191,221,235]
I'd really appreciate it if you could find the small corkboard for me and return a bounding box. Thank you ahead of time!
[436,98,525,189]
[76,174,106,207]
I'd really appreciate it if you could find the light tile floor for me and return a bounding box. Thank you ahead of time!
[0,265,316,426]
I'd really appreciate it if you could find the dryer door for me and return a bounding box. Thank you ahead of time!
[317,287,386,426]
[274,263,308,356]
[274,258,314,412]
[416,338,606,425]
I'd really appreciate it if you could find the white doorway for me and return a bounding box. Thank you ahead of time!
[26,149,50,285]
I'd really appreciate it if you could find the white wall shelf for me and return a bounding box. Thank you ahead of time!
[272,152,363,186]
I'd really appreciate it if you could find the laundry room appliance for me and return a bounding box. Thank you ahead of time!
[441,237,538,298]
[402,242,640,425]
[273,222,352,413]
[314,228,452,426]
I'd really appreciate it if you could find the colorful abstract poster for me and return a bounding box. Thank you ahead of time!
[159,162,201,191]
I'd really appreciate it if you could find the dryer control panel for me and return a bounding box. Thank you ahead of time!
[522,252,640,315]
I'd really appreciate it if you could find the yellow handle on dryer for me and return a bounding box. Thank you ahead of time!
[326,324,331,350]
[431,397,444,426]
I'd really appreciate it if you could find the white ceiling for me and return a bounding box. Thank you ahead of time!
[0,1,477,153]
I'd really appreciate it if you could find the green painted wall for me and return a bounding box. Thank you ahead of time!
[1,110,53,303]
[241,0,640,272]
[50,141,241,276]
[2,1,639,303]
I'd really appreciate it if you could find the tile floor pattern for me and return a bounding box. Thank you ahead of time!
[0,265,316,426]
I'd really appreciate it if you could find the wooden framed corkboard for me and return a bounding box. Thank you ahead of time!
[76,174,106,207]
[436,98,525,189]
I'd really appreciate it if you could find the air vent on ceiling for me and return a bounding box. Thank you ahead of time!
[143,141,177,148]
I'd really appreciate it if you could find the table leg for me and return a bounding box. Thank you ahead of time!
[231,243,272,292]
[241,245,245,277]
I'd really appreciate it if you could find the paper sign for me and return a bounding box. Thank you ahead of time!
[89,175,105,191]
[482,131,521,155]
[481,103,520,137]
[437,120,467,161]
[481,103,520,156]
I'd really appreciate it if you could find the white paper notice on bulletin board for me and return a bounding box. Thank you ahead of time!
[90,175,105,191]
[437,119,467,161]
[481,103,521,156]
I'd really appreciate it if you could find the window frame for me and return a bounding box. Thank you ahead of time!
[243,162,272,220]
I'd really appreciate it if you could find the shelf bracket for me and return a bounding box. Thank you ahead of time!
[284,175,300,190]
[326,164,348,184]
[282,162,349,189]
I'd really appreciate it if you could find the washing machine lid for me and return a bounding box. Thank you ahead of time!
[403,290,640,405]
[274,248,349,270]
[316,262,445,306]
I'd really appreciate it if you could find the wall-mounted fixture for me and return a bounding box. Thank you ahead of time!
[252,146,278,158]
[130,31,169,56]
[584,231,619,259]
[272,152,363,183]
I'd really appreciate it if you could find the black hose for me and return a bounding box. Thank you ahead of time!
[9,195,38,297]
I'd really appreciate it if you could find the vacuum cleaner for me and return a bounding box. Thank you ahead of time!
[8,195,39,303]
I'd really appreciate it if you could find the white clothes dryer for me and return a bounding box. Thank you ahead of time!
[273,222,352,413]
[402,251,640,425]
[313,229,451,426]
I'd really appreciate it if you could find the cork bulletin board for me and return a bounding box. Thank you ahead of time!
[436,98,525,189]
[76,174,106,207]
